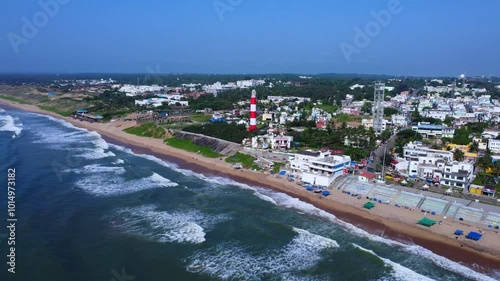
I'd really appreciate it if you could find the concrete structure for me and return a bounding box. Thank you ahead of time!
[402,142,474,189]
[249,135,293,150]
[359,171,376,183]
[391,114,409,128]
[488,139,500,153]
[290,151,351,187]
[411,122,455,138]
[248,90,258,132]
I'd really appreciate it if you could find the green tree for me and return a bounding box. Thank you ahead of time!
[476,154,493,172]
[443,116,454,127]
[380,153,394,167]
[380,128,392,141]
[383,107,398,117]
[361,102,372,114]
[469,141,479,153]
[453,148,465,161]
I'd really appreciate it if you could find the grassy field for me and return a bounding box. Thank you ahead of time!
[315,104,339,113]
[165,138,221,158]
[190,113,211,123]
[334,113,363,123]
[38,105,74,117]
[123,123,166,139]
[272,162,284,174]
[0,95,32,104]
[225,152,257,169]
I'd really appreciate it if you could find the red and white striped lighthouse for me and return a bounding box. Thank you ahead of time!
[248,89,258,132]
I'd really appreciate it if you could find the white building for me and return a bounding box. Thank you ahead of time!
[411,122,455,138]
[402,142,473,189]
[120,84,165,96]
[488,139,500,153]
[290,151,351,187]
[249,135,293,150]
[422,110,452,121]
[362,118,389,131]
[440,161,474,189]
[391,114,408,127]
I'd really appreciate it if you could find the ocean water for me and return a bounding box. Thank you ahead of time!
[0,108,498,281]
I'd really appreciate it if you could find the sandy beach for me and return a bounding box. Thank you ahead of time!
[2,99,500,273]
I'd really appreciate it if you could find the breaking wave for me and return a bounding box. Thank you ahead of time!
[75,172,178,196]
[353,244,434,281]
[110,205,229,244]
[0,114,23,138]
[186,227,338,280]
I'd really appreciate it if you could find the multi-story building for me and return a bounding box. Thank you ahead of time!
[488,139,500,153]
[411,122,455,138]
[391,114,409,128]
[440,161,474,189]
[290,151,351,187]
[402,142,474,189]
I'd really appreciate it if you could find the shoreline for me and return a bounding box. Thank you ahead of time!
[2,99,500,275]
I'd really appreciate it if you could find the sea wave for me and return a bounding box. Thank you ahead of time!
[108,143,278,204]
[186,227,338,280]
[64,164,126,175]
[110,205,229,244]
[0,114,23,138]
[75,172,178,196]
[264,191,497,281]
[27,115,116,159]
[353,244,434,281]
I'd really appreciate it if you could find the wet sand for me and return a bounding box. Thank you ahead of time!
[2,99,500,274]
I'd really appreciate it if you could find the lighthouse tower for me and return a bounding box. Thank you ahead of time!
[248,90,258,132]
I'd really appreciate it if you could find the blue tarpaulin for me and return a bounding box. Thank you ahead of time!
[321,190,331,196]
[279,171,286,176]
[466,232,482,241]
[306,186,314,191]
[454,230,464,235]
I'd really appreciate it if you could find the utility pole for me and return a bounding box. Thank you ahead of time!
[381,145,387,180]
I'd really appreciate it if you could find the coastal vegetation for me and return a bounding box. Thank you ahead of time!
[182,122,252,143]
[272,162,284,174]
[165,138,221,158]
[189,113,211,123]
[123,123,166,139]
[225,152,258,169]
[0,95,32,104]
[289,124,376,160]
[38,105,74,117]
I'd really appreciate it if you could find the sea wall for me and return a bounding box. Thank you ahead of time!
[175,131,241,155]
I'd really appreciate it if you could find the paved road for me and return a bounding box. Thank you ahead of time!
[368,134,397,171]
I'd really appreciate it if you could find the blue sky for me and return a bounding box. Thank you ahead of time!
[1,0,499,76]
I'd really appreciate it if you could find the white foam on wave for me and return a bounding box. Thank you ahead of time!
[111,205,229,244]
[113,159,125,164]
[75,172,178,196]
[264,191,497,281]
[105,142,495,280]
[0,108,5,112]
[0,114,23,138]
[65,164,126,175]
[353,244,434,281]
[186,227,337,280]
[26,114,116,160]
[108,143,277,204]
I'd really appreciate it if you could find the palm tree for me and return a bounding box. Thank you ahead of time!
[469,141,479,153]
[453,148,465,161]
